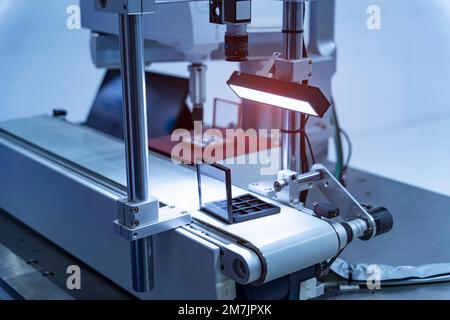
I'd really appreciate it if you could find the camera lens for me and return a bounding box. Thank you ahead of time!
[225,33,248,62]
[224,24,249,62]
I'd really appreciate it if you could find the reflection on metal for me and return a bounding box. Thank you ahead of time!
[0,243,73,300]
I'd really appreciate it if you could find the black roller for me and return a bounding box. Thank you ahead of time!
[368,207,394,237]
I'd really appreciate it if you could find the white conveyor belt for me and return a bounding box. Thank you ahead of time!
[0,115,340,283]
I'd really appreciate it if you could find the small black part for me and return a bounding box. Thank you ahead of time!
[192,106,203,122]
[368,206,394,236]
[313,202,340,219]
[236,265,315,300]
[52,109,67,118]
[341,222,354,244]
[209,0,224,24]
[224,0,252,24]
[203,194,280,224]
[224,33,249,62]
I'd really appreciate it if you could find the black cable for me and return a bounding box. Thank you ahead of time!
[303,116,316,165]
[340,128,352,172]
[299,114,309,204]
[298,33,310,204]
[330,98,344,184]
[322,243,349,275]
[305,132,316,165]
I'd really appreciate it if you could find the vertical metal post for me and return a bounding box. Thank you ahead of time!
[118,13,154,292]
[282,1,304,60]
[280,1,305,172]
[188,63,207,123]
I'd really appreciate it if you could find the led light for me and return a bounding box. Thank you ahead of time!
[227,71,331,118]
[229,84,318,116]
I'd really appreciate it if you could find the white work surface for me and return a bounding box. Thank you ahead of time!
[330,116,450,198]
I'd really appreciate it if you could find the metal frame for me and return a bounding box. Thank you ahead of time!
[96,0,198,292]
[0,126,237,298]
[0,0,346,300]
[250,164,378,240]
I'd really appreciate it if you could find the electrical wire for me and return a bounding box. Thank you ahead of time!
[305,132,316,165]
[299,114,309,204]
[299,33,310,204]
[339,128,352,172]
[330,98,344,183]
[322,243,349,275]
[303,116,316,165]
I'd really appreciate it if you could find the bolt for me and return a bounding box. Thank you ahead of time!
[131,207,139,214]
[42,271,55,278]
[27,259,39,266]
[274,181,282,192]
[132,220,140,227]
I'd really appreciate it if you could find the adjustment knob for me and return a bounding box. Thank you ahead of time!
[368,206,394,237]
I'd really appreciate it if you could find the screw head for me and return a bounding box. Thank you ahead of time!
[274,181,282,192]
[132,220,140,227]
[42,271,55,278]
[131,207,139,214]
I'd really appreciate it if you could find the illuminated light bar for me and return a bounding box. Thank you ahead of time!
[227,71,331,118]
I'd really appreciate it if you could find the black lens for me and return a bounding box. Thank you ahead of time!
[225,33,249,62]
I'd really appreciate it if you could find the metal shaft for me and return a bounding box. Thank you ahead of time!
[188,63,207,123]
[281,1,305,172]
[118,13,153,292]
[283,1,305,60]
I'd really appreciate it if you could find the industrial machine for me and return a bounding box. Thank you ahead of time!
[0,0,394,300]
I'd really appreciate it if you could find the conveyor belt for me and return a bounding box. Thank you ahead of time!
[0,115,339,285]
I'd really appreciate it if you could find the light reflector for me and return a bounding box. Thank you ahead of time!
[227,71,331,118]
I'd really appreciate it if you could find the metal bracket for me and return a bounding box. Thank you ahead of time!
[299,278,324,300]
[95,0,156,15]
[117,197,159,228]
[255,51,314,85]
[274,58,313,82]
[249,163,377,239]
[275,169,320,204]
[115,199,192,241]
[256,52,281,78]
[310,164,376,235]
